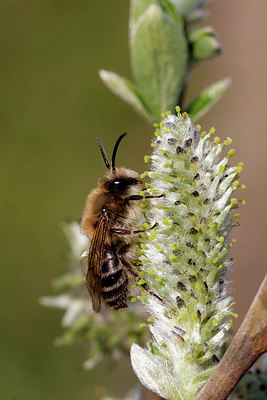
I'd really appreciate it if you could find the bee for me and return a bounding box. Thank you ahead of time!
[80,133,164,312]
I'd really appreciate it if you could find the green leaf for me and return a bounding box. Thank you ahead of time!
[130,0,158,31]
[189,26,221,61]
[192,35,221,60]
[131,4,188,121]
[130,0,183,35]
[186,78,231,121]
[99,70,153,122]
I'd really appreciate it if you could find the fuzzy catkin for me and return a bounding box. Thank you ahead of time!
[131,108,244,400]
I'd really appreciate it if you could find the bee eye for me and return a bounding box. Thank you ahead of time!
[107,178,138,192]
[108,179,127,191]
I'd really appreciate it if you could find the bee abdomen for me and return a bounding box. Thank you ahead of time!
[101,270,125,292]
[101,246,128,309]
[102,281,128,310]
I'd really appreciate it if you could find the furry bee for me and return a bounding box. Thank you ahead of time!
[81,133,164,312]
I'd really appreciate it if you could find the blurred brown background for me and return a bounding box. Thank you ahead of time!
[0,0,266,399]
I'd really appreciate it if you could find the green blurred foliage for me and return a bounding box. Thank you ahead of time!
[100,0,228,125]
[0,0,148,399]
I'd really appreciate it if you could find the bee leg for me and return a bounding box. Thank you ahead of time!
[138,281,164,302]
[118,250,163,303]
[124,193,165,203]
[111,222,158,236]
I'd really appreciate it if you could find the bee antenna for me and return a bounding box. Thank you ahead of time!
[96,138,111,169]
[112,132,127,172]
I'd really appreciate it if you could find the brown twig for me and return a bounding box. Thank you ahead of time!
[194,273,267,400]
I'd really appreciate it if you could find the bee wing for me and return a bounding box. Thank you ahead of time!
[85,215,108,312]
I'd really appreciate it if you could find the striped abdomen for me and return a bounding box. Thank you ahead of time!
[101,245,128,310]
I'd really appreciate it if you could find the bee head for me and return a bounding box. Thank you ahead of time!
[96,134,141,195]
